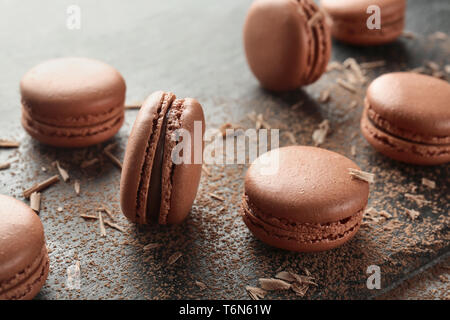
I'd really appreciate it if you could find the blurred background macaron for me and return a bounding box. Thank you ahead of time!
[120,91,205,225]
[241,146,370,252]
[20,57,126,148]
[0,194,49,300]
[320,0,406,45]
[243,0,331,91]
[361,72,450,165]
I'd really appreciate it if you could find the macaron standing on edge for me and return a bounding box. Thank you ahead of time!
[320,0,406,45]
[0,195,50,300]
[120,91,205,225]
[20,57,126,148]
[361,72,450,165]
[243,0,331,91]
[241,146,370,252]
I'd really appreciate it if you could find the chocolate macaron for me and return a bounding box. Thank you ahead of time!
[361,72,450,165]
[120,91,205,225]
[0,195,49,300]
[321,0,406,45]
[241,146,369,252]
[20,57,126,148]
[244,0,331,91]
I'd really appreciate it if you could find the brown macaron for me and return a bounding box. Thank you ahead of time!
[20,57,126,148]
[243,0,331,92]
[321,0,406,45]
[361,72,450,165]
[0,195,50,300]
[120,91,205,225]
[241,146,369,252]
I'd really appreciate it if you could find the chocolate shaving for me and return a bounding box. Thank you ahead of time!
[23,175,60,199]
[104,220,125,233]
[337,78,357,93]
[275,271,297,283]
[319,89,331,103]
[349,100,358,109]
[0,162,11,170]
[307,10,323,28]
[445,65,450,74]
[144,243,162,251]
[104,149,122,170]
[426,61,440,72]
[246,286,267,300]
[291,101,304,110]
[98,206,115,221]
[209,192,225,201]
[405,208,420,220]
[348,168,375,183]
[202,166,211,177]
[284,131,297,145]
[55,161,70,182]
[256,113,271,130]
[30,192,41,213]
[80,158,99,169]
[98,212,106,237]
[259,278,291,291]
[351,146,356,157]
[431,31,447,40]
[422,178,436,189]
[326,61,343,72]
[167,252,183,266]
[402,31,416,39]
[80,214,98,220]
[0,139,20,148]
[74,180,81,195]
[312,120,330,146]
[405,193,430,207]
[195,281,207,291]
[125,102,143,109]
[360,61,386,69]
[291,282,309,297]
[219,123,241,137]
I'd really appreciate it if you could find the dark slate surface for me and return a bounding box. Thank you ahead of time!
[0,0,448,299]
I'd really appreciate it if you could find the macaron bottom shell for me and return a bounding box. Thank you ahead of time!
[21,106,124,148]
[0,246,49,300]
[361,107,450,165]
[242,194,363,252]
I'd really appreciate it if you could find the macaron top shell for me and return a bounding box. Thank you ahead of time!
[245,146,369,224]
[20,57,126,127]
[244,0,310,91]
[321,0,406,21]
[0,195,46,283]
[366,72,450,138]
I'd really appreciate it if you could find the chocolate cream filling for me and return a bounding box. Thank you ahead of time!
[366,103,450,146]
[145,101,172,223]
[242,194,363,243]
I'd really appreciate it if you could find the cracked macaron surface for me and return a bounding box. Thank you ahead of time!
[20,57,126,148]
[361,72,450,165]
[241,146,369,252]
[243,0,331,91]
[120,91,205,225]
[0,195,49,300]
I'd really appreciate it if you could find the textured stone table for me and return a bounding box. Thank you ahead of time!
[0,0,448,299]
